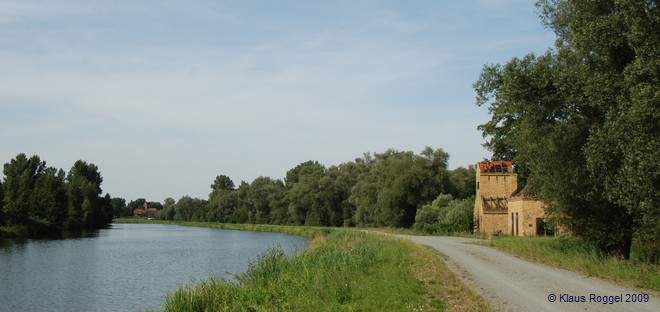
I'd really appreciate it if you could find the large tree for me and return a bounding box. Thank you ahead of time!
[207,175,236,222]
[248,176,284,224]
[474,0,658,258]
[2,154,47,226]
[66,160,104,229]
[110,197,127,218]
[447,166,476,200]
[34,167,68,229]
[285,161,326,225]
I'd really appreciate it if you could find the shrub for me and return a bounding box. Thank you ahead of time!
[413,194,473,234]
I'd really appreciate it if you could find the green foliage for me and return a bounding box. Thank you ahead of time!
[350,148,449,227]
[211,175,235,192]
[110,197,127,218]
[2,153,46,226]
[447,166,476,199]
[413,194,474,234]
[285,161,326,226]
[248,177,284,224]
[172,196,208,221]
[154,146,474,233]
[0,153,112,237]
[474,0,659,259]
[155,197,177,220]
[67,160,105,229]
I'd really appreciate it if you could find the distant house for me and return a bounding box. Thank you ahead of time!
[473,160,553,236]
[133,201,159,218]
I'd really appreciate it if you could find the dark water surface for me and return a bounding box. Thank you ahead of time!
[0,223,307,312]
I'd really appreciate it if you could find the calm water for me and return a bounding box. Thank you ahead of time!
[0,223,307,312]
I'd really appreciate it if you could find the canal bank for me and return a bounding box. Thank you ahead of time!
[115,219,489,311]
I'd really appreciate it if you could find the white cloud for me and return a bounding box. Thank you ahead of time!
[0,1,525,200]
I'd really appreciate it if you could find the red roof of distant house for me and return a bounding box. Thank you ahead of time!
[478,160,513,173]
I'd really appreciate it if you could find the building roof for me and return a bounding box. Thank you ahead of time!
[510,184,532,199]
[478,160,513,173]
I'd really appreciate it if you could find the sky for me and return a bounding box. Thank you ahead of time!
[0,0,555,201]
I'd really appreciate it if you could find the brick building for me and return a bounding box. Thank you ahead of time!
[473,160,550,236]
[133,201,159,218]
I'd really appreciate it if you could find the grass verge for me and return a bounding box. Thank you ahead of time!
[113,218,331,238]
[487,236,659,291]
[114,219,489,311]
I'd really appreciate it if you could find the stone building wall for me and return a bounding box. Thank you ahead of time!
[508,198,545,236]
[474,162,518,235]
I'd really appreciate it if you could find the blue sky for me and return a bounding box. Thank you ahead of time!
[0,0,554,201]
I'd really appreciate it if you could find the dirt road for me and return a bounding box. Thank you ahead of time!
[398,235,658,312]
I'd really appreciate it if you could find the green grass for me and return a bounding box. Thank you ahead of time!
[487,236,660,291]
[114,219,489,311]
[113,218,332,238]
[365,227,489,239]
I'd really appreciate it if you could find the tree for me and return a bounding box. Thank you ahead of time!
[248,176,284,224]
[285,161,326,225]
[66,160,104,229]
[208,175,236,222]
[350,148,449,227]
[100,193,113,226]
[148,201,163,209]
[110,197,127,218]
[211,175,235,192]
[414,194,453,233]
[233,182,251,223]
[174,196,207,221]
[207,191,238,222]
[2,154,46,226]
[157,197,176,220]
[33,167,68,229]
[413,194,473,234]
[0,154,110,235]
[474,0,659,258]
[331,160,370,226]
[447,166,476,199]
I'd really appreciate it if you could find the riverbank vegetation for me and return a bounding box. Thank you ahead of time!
[114,218,332,238]
[0,153,115,237]
[487,236,660,291]
[413,195,474,234]
[146,222,489,312]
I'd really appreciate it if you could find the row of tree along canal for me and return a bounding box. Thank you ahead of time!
[115,147,477,232]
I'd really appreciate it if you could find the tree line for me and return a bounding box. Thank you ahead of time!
[0,153,114,237]
[474,0,658,260]
[117,147,476,231]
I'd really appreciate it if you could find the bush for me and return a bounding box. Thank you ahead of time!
[413,194,473,234]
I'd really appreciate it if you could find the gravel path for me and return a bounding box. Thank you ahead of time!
[397,235,659,312]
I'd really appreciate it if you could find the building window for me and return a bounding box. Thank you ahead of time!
[476,182,479,190]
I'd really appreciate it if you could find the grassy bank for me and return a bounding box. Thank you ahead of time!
[113,218,331,238]
[114,219,489,311]
[487,236,660,291]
